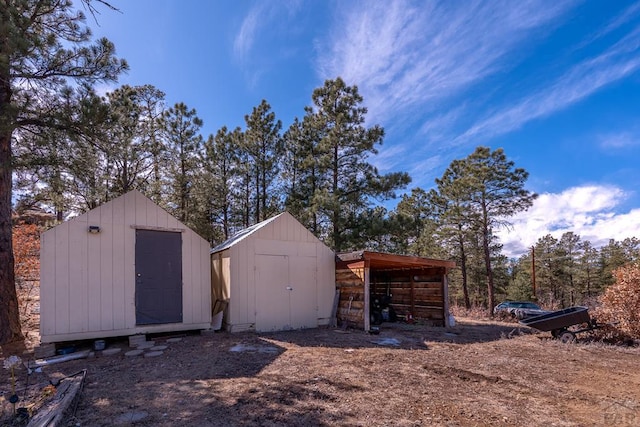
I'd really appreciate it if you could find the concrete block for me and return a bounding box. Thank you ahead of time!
[128,335,147,347]
[34,344,56,359]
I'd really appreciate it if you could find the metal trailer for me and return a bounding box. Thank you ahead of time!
[519,306,598,343]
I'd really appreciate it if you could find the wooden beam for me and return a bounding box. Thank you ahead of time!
[364,260,370,332]
[130,225,185,233]
[28,370,87,427]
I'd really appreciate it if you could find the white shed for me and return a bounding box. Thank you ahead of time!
[40,190,212,343]
[210,212,335,333]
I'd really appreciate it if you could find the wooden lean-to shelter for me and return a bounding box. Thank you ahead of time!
[40,190,212,343]
[336,251,456,331]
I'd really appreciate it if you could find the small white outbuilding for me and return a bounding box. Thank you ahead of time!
[40,190,212,343]
[211,212,336,333]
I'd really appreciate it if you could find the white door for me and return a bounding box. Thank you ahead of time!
[255,254,319,331]
[289,256,318,329]
[255,255,290,331]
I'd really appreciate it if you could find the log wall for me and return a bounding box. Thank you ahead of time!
[335,264,366,328]
[371,267,446,326]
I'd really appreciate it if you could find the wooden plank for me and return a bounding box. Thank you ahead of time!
[336,280,365,288]
[27,370,86,427]
[130,225,185,233]
[338,300,364,310]
[329,288,340,327]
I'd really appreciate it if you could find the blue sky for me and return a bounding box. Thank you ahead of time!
[85,0,640,257]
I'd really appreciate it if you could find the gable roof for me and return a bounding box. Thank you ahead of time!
[210,212,285,254]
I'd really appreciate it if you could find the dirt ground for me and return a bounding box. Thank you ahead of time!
[1,286,640,426]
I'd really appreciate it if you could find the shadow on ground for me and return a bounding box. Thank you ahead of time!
[260,318,534,350]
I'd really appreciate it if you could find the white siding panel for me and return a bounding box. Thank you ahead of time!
[182,231,193,324]
[100,220,114,331]
[68,219,88,333]
[166,211,179,229]
[297,242,316,257]
[200,239,211,321]
[145,197,158,227]
[54,223,70,335]
[135,190,146,225]
[112,197,127,330]
[40,230,55,336]
[123,194,136,328]
[234,242,250,325]
[87,207,101,332]
[246,237,256,326]
[254,239,292,256]
[292,218,301,242]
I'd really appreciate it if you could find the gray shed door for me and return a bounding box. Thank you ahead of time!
[135,230,183,325]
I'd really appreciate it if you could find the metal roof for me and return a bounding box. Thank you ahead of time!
[210,212,285,254]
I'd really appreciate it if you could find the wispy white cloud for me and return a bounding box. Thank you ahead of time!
[579,1,640,47]
[317,1,576,126]
[458,25,640,144]
[598,130,640,149]
[371,144,409,173]
[233,1,303,86]
[497,185,640,257]
[233,4,264,64]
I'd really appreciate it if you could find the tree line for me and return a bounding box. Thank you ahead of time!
[13,78,411,252]
[1,1,637,345]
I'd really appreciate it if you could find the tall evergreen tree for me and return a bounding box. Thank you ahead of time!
[301,77,410,251]
[198,126,240,243]
[0,0,127,344]
[436,147,536,312]
[135,85,167,205]
[282,115,321,233]
[243,100,282,223]
[429,159,479,309]
[161,102,203,225]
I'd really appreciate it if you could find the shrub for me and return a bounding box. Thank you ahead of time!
[594,263,640,341]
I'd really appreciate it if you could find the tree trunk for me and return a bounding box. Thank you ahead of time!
[482,230,495,314]
[481,199,495,315]
[0,54,24,344]
[332,143,341,251]
[457,230,471,310]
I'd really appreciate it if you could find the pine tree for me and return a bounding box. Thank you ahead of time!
[161,103,203,224]
[198,126,241,243]
[243,100,283,223]
[300,77,410,251]
[0,0,127,345]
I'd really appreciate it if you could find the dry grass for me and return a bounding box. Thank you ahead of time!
[1,316,639,426]
[1,286,639,426]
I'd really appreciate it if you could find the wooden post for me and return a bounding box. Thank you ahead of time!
[442,268,450,327]
[531,246,536,299]
[364,261,370,332]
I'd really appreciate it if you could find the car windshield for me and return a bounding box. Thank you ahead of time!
[519,302,541,309]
